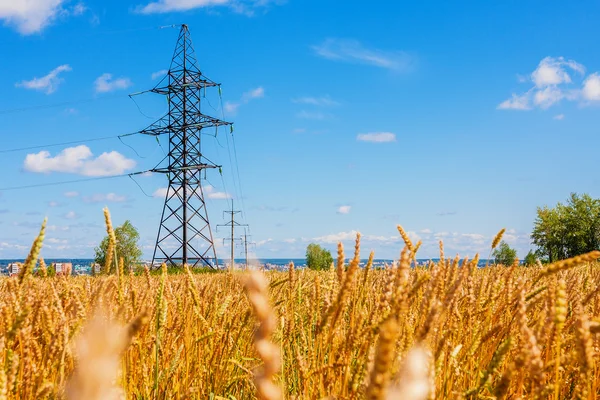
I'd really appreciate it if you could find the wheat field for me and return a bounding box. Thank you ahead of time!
[1,218,600,399]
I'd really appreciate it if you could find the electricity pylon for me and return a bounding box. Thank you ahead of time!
[141,24,231,268]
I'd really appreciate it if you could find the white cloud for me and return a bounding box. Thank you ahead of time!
[47,237,68,244]
[83,193,127,203]
[242,86,264,100]
[153,187,169,198]
[136,0,281,15]
[356,132,396,143]
[0,0,66,34]
[47,224,69,231]
[460,233,485,241]
[63,211,79,220]
[533,86,564,109]
[296,110,330,120]
[256,238,273,246]
[138,0,232,13]
[292,96,339,107]
[497,93,531,110]
[531,57,584,88]
[94,73,132,93]
[337,205,351,214]
[204,185,230,199]
[553,114,565,120]
[24,145,136,176]
[224,86,264,115]
[312,38,414,71]
[224,101,239,114]
[71,3,86,15]
[498,56,600,111]
[314,230,359,244]
[64,191,79,197]
[48,201,60,207]
[15,64,71,94]
[582,73,600,101]
[151,69,168,80]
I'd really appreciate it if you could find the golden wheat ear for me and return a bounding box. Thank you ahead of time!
[244,271,282,400]
[18,217,47,284]
[387,345,432,400]
[65,315,128,400]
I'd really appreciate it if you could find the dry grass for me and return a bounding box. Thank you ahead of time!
[1,226,600,399]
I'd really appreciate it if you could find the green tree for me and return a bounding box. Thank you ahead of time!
[305,243,333,271]
[531,193,600,262]
[492,241,517,266]
[94,220,142,272]
[524,250,537,266]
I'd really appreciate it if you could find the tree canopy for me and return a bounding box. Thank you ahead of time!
[94,220,142,272]
[492,241,517,266]
[524,250,537,266]
[305,243,333,271]
[531,193,600,262]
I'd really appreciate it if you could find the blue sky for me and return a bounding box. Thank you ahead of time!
[1,0,600,261]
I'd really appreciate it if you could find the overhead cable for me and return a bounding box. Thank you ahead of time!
[0,170,151,192]
[0,132,140,154]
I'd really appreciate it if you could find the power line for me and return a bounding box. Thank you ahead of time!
[0,93,125,116]
[38,24,181,40]
[230,131,248,219]
[0,170,151,192]
[129,174,155,198]
[217,91,241,212]
[0,132,139,154]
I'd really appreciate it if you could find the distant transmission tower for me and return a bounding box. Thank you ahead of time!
[141,24,231,268]
[217,202,247,271]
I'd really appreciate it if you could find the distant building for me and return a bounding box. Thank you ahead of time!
[8,263,20,277]
[53,262,72,276]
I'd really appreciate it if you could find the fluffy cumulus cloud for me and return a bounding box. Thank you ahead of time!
[204,185,230,199]
[582,73,600,101]
[151,69,168,80]
[15,64,71,94]
[94,73,132,93]
[356,132,396,143]
[498,56,600,111]
[153,187,169,198]
[497,93,531,110]
[0,0,73,34]
[313,230,361,244]
[531,57,584,87]
[337,205,351,214]
[23,145,136,176]
[136,0,281,15]
[224,86,264,115]
[312,38,415,72]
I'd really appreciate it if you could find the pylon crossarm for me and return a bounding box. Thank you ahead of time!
[151,164,219,174]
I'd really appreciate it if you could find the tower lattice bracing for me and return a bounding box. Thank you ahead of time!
[141,24,231,268]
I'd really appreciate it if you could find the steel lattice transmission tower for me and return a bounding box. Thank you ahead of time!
[141,24,231,268]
